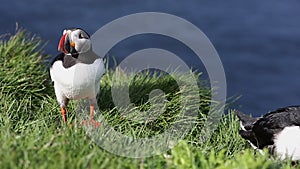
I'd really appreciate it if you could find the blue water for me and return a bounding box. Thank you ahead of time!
[1,0,300,116]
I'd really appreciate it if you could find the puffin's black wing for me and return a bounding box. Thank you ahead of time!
[50,53,65,67]
[252,105,300,148]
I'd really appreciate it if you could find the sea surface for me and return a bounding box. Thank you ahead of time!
[1,0,300,116]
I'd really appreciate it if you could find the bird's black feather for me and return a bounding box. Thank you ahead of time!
[50,53,65,67]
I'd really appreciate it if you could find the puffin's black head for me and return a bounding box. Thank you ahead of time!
[58,28,91,56]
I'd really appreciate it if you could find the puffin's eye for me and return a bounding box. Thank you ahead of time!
[79,33,84,39]
[79,32,88,39]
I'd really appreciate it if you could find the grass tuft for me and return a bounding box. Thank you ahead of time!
[0,29,53,124]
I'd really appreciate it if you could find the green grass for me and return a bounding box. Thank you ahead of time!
[0,29,296,169]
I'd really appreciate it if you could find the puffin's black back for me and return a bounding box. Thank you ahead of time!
[260,106,300,128]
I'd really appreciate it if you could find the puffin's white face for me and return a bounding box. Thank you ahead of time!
[58,28,91,54]
[69,29,91,53]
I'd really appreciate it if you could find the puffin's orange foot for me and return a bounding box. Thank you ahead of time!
[81,118,101,128]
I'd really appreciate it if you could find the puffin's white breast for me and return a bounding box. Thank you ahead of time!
[274,126,300,160]
[50,58,105,99]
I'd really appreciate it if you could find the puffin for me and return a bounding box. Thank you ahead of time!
[50,28,105,127]
[236,106,300,161]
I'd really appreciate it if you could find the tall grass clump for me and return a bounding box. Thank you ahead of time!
[95,69,212,139]
[0,29,53,125]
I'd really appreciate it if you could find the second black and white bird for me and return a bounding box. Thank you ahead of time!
[236,106,300,161]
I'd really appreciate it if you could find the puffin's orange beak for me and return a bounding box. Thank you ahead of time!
[58,33,76,54]
[70,41,75,48]
[58,33,68,53]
